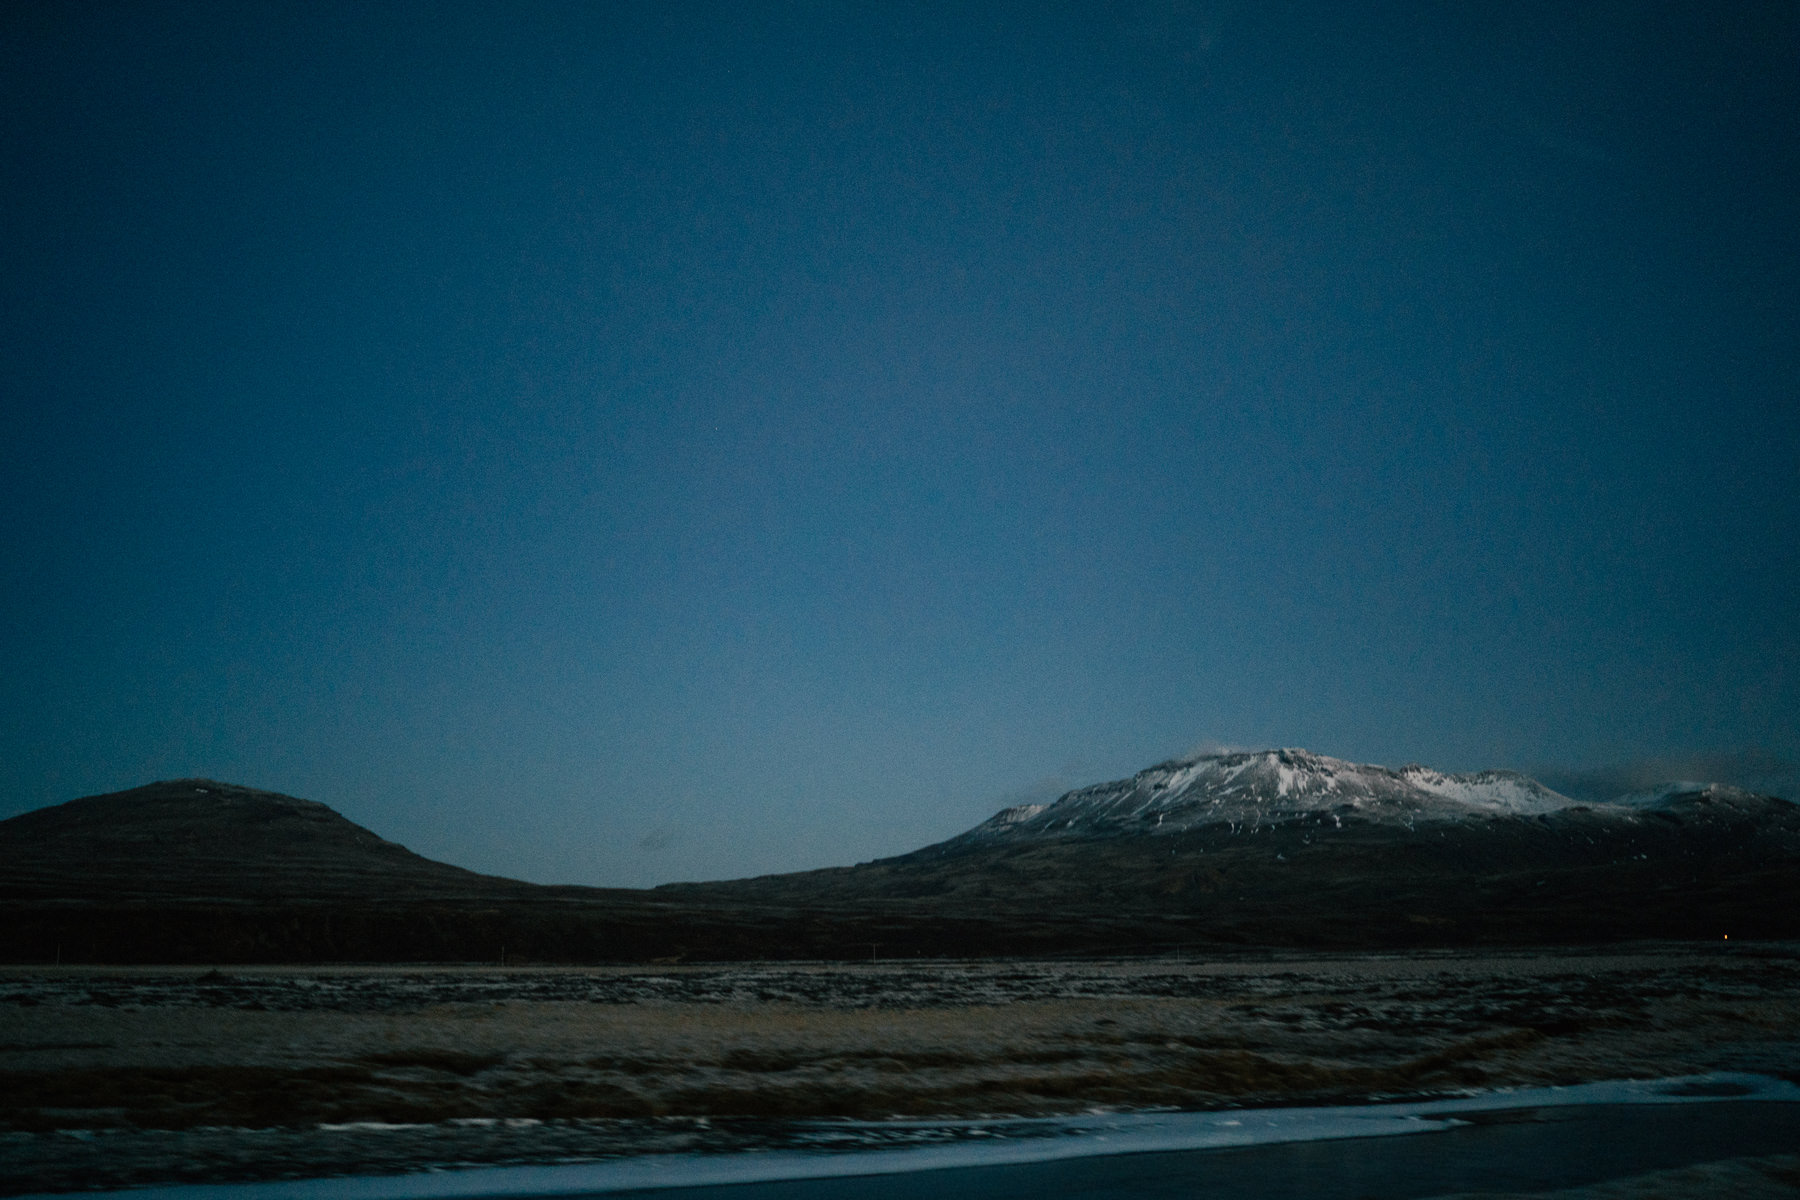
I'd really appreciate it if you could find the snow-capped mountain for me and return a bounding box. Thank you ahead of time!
[951,748,1624,845]
[5,758,1799,961]
[1611,782,1767,810]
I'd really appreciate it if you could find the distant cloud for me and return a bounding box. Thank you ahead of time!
[1534,750,1800,804]
[637,828,678,852]
[1183,738,1249,759]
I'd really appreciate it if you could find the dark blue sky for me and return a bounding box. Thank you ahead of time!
[4,2,1797,886]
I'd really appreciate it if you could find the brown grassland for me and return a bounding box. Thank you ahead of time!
[2,943,1798,1193]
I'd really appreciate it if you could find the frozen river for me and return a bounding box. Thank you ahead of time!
[25,1074,1800,1200]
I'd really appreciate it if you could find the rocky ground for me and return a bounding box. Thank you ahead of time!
[2,943,1798,1194]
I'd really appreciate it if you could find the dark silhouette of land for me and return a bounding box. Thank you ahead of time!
[4,776,1798,963]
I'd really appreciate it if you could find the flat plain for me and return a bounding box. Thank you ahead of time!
[2,943,1798,1194]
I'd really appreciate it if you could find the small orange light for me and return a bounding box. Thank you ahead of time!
[1723,934,1730,940]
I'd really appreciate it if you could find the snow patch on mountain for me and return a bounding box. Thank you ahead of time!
[942,748,1800,852]
[1611,782,1786,811]
[954,749,1592,845]
[1396,766,1572,815]
[988,804,1048,826]
[1611,782,1713,809]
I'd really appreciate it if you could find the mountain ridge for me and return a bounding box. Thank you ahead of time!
[928,748,1787,855]
[3,750,1798,961]
[941,748,1580,849]
[0,778,556,903]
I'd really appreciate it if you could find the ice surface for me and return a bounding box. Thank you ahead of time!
[38,1074,1800,1200]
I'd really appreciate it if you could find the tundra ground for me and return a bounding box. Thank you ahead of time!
[2,943,1796,1194]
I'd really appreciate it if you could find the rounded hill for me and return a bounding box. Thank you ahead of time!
[0,779,526,902]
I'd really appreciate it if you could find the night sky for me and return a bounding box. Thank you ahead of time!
[5,3,1797,887]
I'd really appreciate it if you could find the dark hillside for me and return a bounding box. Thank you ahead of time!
[0,780,532,902]
[3,778,1798,963]
[660,792,1800,946]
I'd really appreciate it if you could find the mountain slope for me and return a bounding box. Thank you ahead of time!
[0,779,534,902]
[940,748,1580,846]
[659,751,1800,946]
[4,754,1799,962]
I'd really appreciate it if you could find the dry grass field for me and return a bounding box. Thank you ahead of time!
[3,943,1798,1193]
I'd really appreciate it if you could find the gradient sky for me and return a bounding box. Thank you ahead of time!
[4,2,1797,887]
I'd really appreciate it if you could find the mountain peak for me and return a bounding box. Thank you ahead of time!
[950,748,1581,847]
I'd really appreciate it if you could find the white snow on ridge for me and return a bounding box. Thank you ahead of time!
[953,747,1796,847]
[961,749,1601,842]
[988,804,1048,826]
[1612,782,1724,809]
[1396,766,1572,815]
